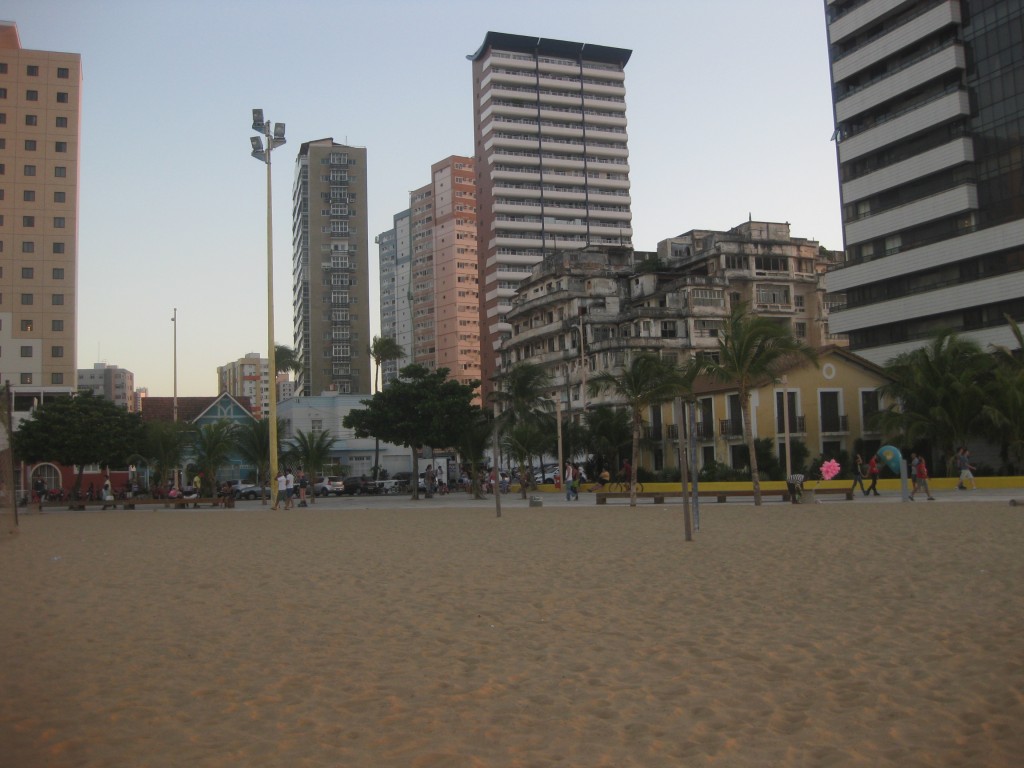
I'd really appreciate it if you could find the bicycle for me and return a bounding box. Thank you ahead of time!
[609,479,644,494]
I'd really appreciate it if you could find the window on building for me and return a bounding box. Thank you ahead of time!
[20,373,31,384]
[20,294,32,305]
[26,65,38,76]
[794,322,807,339]
[23,166,35,177]
[22,215,34,226]
[52,267,64,279]
[52,294,64,306]
[51,346,63,358]
[53,191,65,203]
[25,114,36,126]
[0,88,6,98]
[20,346,32,357]
[53,217,65,228]
[54,167,66,178]
[56,92,68,103]
[52,319,63,331]
[51,372,63,385]
[20,320,33,331]
[52,242,64,253]
[55,141,67,153]
[55,116,67,128]
[24,139,36,151]
[22,241,34,253]
[21,267,33,279]
[23,190,35,202]
[0,113,7,124]
[57,67,69,78]
[26,90,38,101]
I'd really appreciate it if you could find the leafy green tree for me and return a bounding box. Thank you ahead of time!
[877,330,992,464]
[142,420,190,491]
[282,428,334,504]
[233,418,279,503]
[701,302,817,506]
[343,364,478,499]
[192,421,236,495]
[588,352,690,506]
[13,391,145,501]
[455,407,493,499]
[369,335,406,479]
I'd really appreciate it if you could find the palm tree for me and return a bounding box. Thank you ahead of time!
[233,417,279,504]
[143,420,189,491]
[282,428,334,504]
[192,420,237,496]
[369,335,405,479]
[502,420,548,499]
[274,344,303,377]
[492,363,552,428]
[985,316,1024,470]
[585,405,632,476]
[588,353,689,506]
[877,330,992,466]
[701,302,817,506]
[456,406,494,499]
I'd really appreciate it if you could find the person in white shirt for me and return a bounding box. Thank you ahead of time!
[284,468,295,509]
[273,470,286,510]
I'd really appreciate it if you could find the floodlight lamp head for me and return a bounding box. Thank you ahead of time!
[251,108,265,132]
[250,136,264,152]
[273,122,285,140]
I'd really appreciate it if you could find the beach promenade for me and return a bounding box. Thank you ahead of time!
[2,491,1022,767]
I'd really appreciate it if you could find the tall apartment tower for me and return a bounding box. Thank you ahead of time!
[217,352,270,418]
[469,32,633,396]
[292,139,370,395]
[77,363,135,411]
[0,22,80,395]
[377,208,412,388]
[378,157,480,390]
[824,0,1024,363]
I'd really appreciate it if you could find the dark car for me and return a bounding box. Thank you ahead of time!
[341,476,372,495]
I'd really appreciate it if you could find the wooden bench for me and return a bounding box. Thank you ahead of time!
[38,497,225,511]
[595,487,854,504]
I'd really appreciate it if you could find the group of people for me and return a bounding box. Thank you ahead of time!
[563,461,586,500]
[273,468,309,510]
[850,453,882,496]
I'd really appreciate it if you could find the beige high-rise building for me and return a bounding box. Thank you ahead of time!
[77,362,135,411]
[0,22,80,396]
[379,156,479,392]
[292,139,370,395]
[469,32,633,398]
[217,352,271,419]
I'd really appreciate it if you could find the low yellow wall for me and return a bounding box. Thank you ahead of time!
[535,477,1024,493]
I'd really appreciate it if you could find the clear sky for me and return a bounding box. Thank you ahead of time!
[6,0,842,397]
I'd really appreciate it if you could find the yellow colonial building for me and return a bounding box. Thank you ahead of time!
[644,346,892,475]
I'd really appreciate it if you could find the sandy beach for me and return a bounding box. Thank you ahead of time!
[2,495,1022,767]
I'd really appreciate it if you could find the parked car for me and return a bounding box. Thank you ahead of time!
[234,484,270,501]
[314,477,345,496]
[341,476,373,495]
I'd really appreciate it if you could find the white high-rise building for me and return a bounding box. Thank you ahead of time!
[824,0,1024,363]
[469,32,633,397]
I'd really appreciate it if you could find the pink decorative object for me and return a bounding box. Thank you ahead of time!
[820,459,841,482]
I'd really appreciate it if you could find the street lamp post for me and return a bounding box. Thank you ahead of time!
[172,307,178,489]
[250,109,286,508]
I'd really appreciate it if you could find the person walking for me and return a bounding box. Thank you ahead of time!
[284,467,295,509]
[297,470,308,507]
[850,454,867,495]
[909,456,935,500]
[956,447,977,490]
[101,475,114,510]
[272,469,285,510]
[866,453,881,496]
[786,471,805,504]
[909,452,921,497]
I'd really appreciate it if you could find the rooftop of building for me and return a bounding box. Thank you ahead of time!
[469,31,631,66]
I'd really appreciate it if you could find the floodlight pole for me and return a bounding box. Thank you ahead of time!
[251,110,285,508]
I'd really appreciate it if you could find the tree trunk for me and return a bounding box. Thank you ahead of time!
[410,449,421,500]
[742,390,762,506]
[630,411,640,507]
